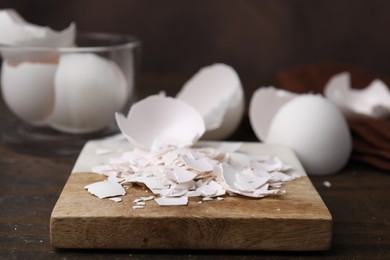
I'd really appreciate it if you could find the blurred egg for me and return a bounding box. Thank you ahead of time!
[176,63,244,140]
[324,72,390,118]
[48,53,128,134]
[1,61,56,125]
[116,95,205,151]
[250,87,352,175]
[265,95,352,175]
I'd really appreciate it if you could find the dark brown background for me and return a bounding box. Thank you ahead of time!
[1,0,390,81]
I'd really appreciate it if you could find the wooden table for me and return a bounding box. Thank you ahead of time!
[0,75,389,259]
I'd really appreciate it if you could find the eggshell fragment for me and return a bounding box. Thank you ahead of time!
[1,61,56,125]
[176,63,245,140]
[48,53,128,134]
[266,95,352,175]
[249,87,296,141]
[154,196,188,206]
[0,9,75,63]
[166,166,197,183]
[324,72,390,118]
[116,95,206,150]
[84,180,126,199]
[0,9,75,47]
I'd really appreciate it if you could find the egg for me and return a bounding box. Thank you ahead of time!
[176,63,244,140]
[48,53,128,134]
[116,94,205,151]
[265,95,352,175]
[1,61,56,125]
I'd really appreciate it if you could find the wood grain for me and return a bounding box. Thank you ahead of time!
[51,171,332,250]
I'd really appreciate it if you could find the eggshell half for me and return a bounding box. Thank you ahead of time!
[249,87,296,141]
[0,9,75,63]
[266,95,352,175]
[176,63,244,140]
[116,95,206,151]
[324,72,390,118]
[1,61,56,125]
[0,9,75,47]
[48,53,128,134]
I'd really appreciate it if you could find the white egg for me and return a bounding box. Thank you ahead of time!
[176,63,244,140]
[116,95,205,151]
[265,95,352,175]
[48,53,128,134]
[1,61,56,125]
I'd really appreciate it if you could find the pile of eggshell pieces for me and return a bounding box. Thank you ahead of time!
[85,65,304,206]
[86,95,300,206]
[85,139,300,207]
[0,9,128,133]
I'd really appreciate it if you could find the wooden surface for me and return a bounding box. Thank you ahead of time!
[1,74,390,258]
[50,141,331,250]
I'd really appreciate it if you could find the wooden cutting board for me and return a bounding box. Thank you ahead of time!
[50,139,332,250]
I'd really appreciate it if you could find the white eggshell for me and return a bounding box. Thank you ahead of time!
[0,9,75,47]
[176,63,244,140]
[0,9,75,63]
[324,72,390,118]
[266,95,352,175]
[48,53,128,134]
[1,61,56,125]
[249,87,296,141]
[116,95,205,150]
[84,180,126,199]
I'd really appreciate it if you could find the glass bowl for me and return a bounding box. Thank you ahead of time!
[0,32,140,155]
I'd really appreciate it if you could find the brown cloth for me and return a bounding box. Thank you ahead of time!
[277,63,390,171]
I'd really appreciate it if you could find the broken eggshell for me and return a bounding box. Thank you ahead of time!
[176,63,244,140]
[84,180,126,199]
[249,89,352,175]
[48,53,128,134]
[116,95,206,151]
[0,9,75,47]
[249,87,297,142]
[324,72,390,118]
[0,9,75,63]
[1,61,56,125]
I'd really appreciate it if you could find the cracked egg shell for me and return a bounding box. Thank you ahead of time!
[324,72,390,118]
[176,63,244,140]
[0,9,75,63]
[1,61,56,125]
[0,9,75,47]
[116,95,206,150]
[48,53,128,134]
[249,87,296,141]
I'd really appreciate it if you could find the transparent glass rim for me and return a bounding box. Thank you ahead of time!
[0,31,140,53]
